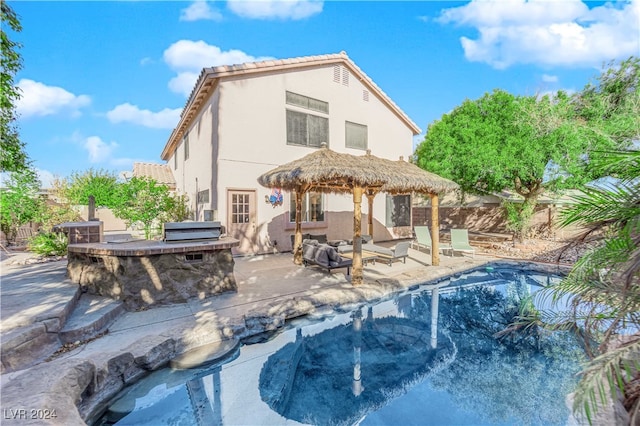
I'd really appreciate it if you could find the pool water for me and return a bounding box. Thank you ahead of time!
[96,268,586,426]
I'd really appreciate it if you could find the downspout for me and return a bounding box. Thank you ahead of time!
[195,178,199,221]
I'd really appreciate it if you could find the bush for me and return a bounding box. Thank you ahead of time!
[28,232,68,256]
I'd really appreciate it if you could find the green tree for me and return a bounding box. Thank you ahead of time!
[111,176,174,239]
[159,193,191,223]
[415,86,626,239]
[56,168,121,207]
[0,3,28,173]
[35,199,79,233]
[0,170,43,243]
[576,57,640,151]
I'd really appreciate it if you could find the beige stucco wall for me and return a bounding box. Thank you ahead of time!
[169,92,218,221]
[169,64,416,254]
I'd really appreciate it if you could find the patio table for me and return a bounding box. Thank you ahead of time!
[339,249,378,266]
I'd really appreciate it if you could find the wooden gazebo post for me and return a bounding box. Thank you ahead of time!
[430,193,440,266]
[352,186,364,285]
[293,184,309,265]
[366,190,376,239]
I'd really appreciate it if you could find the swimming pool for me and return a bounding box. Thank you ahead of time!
[95,268,585,425]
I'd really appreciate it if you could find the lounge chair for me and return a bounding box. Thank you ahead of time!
[376,241,411,266]
[412,226,451,254]
[450,229,475,258]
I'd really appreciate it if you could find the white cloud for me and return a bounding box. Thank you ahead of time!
[106,103,181,129]
[438,0,640,69]
[168,72,200,97]
[164,40,273,70]
[84,136,119,164]
[542,74,558,83]
[227,0,323,20]
[16,79,91,118]
[35,169,56,189]
[180,0,223,22]
[163,40,274,96]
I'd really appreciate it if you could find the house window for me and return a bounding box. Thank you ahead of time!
[197,189,209,204]
[231,193,250,224]
[385,194,411,227]
[289,192,325,223]
[183,133,189,160]
[174,151,178,169]
[346,121,368,150]
[287,110,329,147]
[286,91,329,114]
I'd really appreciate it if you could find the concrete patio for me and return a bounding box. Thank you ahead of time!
[0,246,565,425]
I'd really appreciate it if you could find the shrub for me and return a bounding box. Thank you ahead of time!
[28,232,68,256]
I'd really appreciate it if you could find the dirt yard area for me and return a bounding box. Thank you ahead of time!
[475,235,600,265]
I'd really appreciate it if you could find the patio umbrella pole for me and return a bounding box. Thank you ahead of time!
[352,186,364,285]
[430,193,440,266]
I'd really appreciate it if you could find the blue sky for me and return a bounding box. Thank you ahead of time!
[9,0,639,187]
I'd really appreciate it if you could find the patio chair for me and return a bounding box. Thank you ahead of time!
[450,229,475,258]
[412,226,451,254]
[376,241,411,266]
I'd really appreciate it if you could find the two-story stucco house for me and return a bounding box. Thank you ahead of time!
[160,51,421,254]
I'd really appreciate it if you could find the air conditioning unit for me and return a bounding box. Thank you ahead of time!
[203,210,216,221]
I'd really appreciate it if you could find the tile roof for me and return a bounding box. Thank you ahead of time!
[132,162,176,189]
[161,51,421,160]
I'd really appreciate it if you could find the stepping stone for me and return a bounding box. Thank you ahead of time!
[170,338,240,370]
[59,295,125,344]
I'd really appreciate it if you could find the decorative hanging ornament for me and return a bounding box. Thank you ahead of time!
[267,188,283,207]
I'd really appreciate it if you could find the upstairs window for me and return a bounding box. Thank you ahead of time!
[287,110,329,147]
[183,133,190,160]
[345,121,368,150]
[285,91,329,148]
[286,91,329,114]
[174,151,178,169]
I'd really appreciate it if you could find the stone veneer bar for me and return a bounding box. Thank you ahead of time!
[66,238,239,310]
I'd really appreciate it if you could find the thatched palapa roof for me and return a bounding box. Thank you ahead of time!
[383,157,459,195]
[257,145,389,193]
[258,145,459,195]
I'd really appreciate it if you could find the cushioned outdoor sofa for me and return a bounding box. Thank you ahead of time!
[302,239,352,275]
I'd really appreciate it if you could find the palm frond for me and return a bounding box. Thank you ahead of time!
[561,181,640,229]
[573,337,640,424]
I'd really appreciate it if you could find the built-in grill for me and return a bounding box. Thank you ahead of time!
[163,221,222,243]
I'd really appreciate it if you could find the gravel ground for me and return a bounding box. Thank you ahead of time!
[477,237,601,265]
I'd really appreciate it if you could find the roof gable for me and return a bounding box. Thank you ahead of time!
[161,52,420,160]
